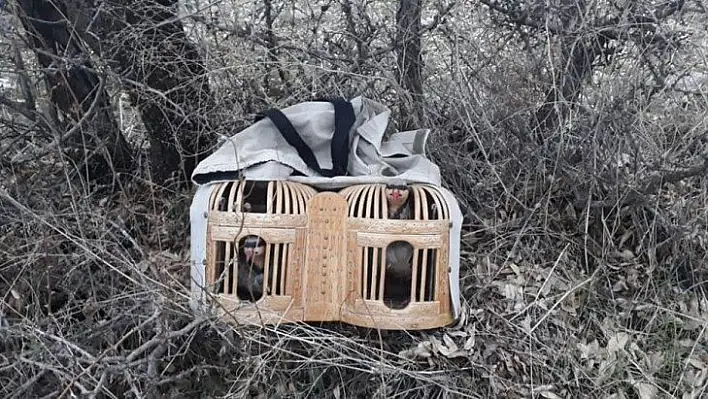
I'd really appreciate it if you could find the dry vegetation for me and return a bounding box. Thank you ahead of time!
[1,0,708,397]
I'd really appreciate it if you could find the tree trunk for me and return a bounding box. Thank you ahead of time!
[396,0,424,131]
[532,38,607,137]
[15,0,135,183]
[531,0,607,139]
[69,0,218,185]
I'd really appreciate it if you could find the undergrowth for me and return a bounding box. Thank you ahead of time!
[1,1,708,398]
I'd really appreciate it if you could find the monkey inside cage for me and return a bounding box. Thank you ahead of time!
[342,182,451,315]
[204,179,316,307]
[359,240,444,310]
[207,232,299,304]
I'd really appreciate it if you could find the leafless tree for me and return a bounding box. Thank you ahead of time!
[14,0,135,183]
[396,0,425,130]
[65,0,219,184]
[480,0,690,140]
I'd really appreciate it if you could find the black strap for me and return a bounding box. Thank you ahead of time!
[262,98,355,177]
[328,98,355,175]
[265,108,331,175]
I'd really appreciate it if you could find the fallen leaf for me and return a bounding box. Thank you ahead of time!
[607,332,629,354]
[443,334,459,353]
[597,360,617,384]
[577,339,600,359]
[539,390,562,399]
[464,335,476,351]
[634,382,657,399]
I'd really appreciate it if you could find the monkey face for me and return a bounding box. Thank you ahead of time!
[244,245,264,260]
[242,235,266,268]
[244,247,254,261]
[385,185,410,206]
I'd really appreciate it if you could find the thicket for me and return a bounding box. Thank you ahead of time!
[1,0,707,397]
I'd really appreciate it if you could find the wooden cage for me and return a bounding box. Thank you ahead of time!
[338,184,453,329]
[205,179,317,324]
[195,179,458,330]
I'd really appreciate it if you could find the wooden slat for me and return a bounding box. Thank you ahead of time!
[417,186,429,220]
[278,244,286,295]
[411,248,420,302]
[419,248,429,301]
[356,184,372,218]
[292,184,304,214]
[341,300,452,330]
[210,227,296,243]
[373,185,382,219]
[365,184,377,218]
[272,242,282,295]
[266,180,274,214]
[282,181,292,214]
[225,241,233,294]
[370,247,380,300]
[438,230,450,312]
[290,228,307,307]
[302,193,348,321]
[226,182,238,213]
[377,248,385,301]
[383,184,390,219]
[413,185,422,219]
[348,219,449,234]
[206,225,216,287]
[234,181,245,213]
[362,247,370,299]
[347,231,359,305]
[426,186,444,220]
[356,232,444,248]
[211,182,229,210]
[275,181,284,214]
[262,241,272,296]
[209,213,307,228]
[424,185,451,219]
[347,185,366,216]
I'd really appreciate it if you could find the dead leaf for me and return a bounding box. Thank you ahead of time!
[577,340,600,359]
[597,360,617,384]
[615,249,635,260]
[633,382,657,399]
[508,262,521,276]
[539,390,562,399]
[443,334,459,353]
[607,332,629,354]
[464,335,476,351]
[685,368,707,388]
[688,356,706,370]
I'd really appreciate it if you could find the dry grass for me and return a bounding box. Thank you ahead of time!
[2,0,708,397]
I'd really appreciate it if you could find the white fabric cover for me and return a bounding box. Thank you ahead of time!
[189,96,461,320]
[191,96,441,186]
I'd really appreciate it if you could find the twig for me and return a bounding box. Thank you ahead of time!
[9,369,47,399]
[28,327,97,361]
[0,93,35,121]
[574,157,708,209]
[126,317,205,363]
[528,269,598,334]
[88,371,107,399]
[18,357,91,395]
